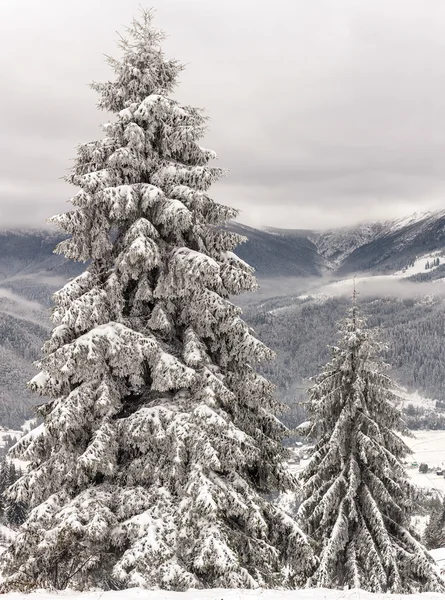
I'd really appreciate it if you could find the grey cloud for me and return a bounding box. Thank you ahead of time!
[2,0,445,228]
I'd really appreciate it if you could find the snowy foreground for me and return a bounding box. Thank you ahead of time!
[3,588,445,600]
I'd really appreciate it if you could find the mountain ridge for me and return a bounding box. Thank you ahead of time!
[240,208,445,277]
[0,209,444,428]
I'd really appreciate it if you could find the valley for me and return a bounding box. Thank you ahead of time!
[1,209,445,430]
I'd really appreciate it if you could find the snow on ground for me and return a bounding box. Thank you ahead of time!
[2,588,445,600]
[394,253,443,278]
[394,389,436,411]
[290,430,445,495]
[430,547,445,571]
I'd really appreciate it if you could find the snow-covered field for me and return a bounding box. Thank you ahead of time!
[395,389,436,411]
[291,430,445,496]
[2,589,445,600]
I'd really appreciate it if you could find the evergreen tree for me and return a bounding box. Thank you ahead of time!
[3,463,27,528]
[424,500,445,550]
[297,295,443,593]
[1,10,313,592]
[4,493,27,528]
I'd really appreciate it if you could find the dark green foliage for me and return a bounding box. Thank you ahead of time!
[298,303,444,592]
[243,295,445,426]
[0,460,28,528]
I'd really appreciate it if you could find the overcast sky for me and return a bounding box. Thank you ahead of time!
[2,0,445,230]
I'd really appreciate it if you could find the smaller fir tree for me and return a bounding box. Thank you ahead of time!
[298,292,444,593]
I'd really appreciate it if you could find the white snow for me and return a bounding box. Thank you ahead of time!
[15,423,44,444]
[21,419,38,434]
[388,211,439,233]
[0,524,15,543]
[295,251,445,302]
[1,589,445,600]
[412,514,430,538]
[394,388,436,411]
[394,253,443,278]
[290,430,445,495]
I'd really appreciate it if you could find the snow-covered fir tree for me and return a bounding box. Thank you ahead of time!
[297,293,444,593]
[0,10,313,592]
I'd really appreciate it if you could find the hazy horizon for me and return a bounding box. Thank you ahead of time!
[1,207,444,235]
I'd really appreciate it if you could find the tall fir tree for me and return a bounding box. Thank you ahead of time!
[1,10,313,592]
[297,292,444,593]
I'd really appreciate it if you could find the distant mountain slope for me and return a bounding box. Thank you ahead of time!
[2,211,445,288]
[0,301,50,428]
[0,230,82,281]
[0,230,82,428]
[231,210,445,278]
[337,211,445,275]
[228,223,331,277]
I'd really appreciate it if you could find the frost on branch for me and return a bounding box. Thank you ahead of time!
[298,300,444,593]
[0,9,314,592]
